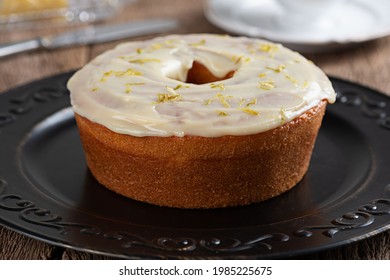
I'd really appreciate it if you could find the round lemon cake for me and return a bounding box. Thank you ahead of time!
[67,34,335,208]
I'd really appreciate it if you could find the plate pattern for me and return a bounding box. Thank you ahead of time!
[0,72,390,259]
[1,176,390,253]
[0,83,68,128]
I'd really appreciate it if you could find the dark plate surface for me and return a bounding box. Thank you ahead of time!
[1,72,390,259]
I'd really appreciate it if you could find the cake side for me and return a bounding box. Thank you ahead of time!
[75,101,326,208]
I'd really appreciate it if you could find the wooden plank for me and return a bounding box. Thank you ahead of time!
[309,36,390,96]
[0,226,55,260]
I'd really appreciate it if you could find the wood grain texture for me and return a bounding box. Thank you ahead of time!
[309,37,390,97]
[0,227,55,260]
[0,0,389,259]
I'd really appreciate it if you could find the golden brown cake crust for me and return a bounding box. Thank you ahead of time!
[74,100,327,209]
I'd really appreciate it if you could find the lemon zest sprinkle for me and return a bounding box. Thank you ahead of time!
[258,80,275,90]
[118,69,143,77]
[204,93,231,108]
[204,99,213,106]
[100,68,143,81]
[285,74,298,84]
[156,93,182,103]
[266,64,286,73]
[173,84,190,90]
[241,108,259,116]
[210,83,225,91]
[259,44,278,53]
[246,98,257,107]
[217,93,232,108]
[219,98,230,108]
[239,98,246,107]
[189,39,206,47]
[128,58,161,64]
[217,111,229,116]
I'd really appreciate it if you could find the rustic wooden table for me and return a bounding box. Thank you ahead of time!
[0,0,389,260]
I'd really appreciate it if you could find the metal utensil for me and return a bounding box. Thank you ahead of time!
[0,18,178,58]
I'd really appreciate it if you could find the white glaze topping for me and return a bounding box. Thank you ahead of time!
[68,34,335,137]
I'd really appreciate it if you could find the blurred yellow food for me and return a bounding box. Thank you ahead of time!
[0,0,68,15]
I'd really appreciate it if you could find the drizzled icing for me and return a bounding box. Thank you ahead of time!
[68,34,335,137]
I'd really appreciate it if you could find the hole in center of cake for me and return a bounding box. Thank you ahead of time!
[185,61,235,85]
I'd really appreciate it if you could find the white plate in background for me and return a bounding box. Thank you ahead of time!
[204,0,390,53]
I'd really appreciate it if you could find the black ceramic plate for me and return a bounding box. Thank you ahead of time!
[1,72,390,259]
